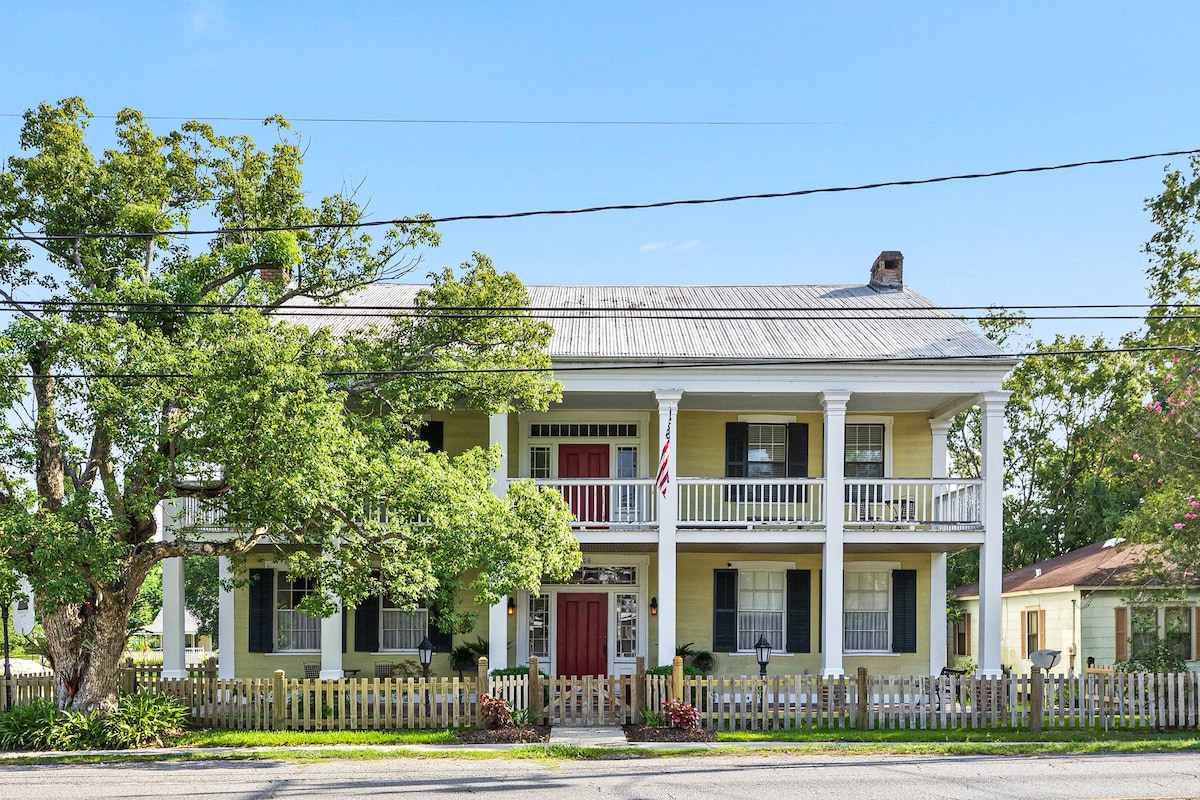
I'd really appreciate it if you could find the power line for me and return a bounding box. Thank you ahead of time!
[3,345,1189,381]
[5,147,1197,243]
[0,112,842,127]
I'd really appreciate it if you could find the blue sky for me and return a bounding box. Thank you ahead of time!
[3,2,1198,342]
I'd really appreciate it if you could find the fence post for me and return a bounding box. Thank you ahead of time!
[1030,666,1043,735]
[476,656,489,729]
[271,669,286,731]
[529,656,543,726]
[856,667,869,730]
[671,655,683,702]
[122,657,136,694]
[634,656,646,719]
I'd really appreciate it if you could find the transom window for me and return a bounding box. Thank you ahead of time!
[844,571,890,652]
[738,570,784,651]
[380,596,429,651]
[530,424,638,438]
[552,566,638,585]
[276,573,320,651]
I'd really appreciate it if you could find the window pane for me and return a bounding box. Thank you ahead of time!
[616,447,638,478]
[844,570,890,651]
[530,446,551,479]
[616,594,638,658]
[528,595,549,658]
[748,424,787,478]
[1166,607,1192,661]
[738,570,785,650]
[381,607,429,650]
[275,573,320,651]
[1131,608,1158,657]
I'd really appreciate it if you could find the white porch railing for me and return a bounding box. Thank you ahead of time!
[534,478,658,527]
[178,497,231,530]
[677,478,825,527]
[843,478,983,528]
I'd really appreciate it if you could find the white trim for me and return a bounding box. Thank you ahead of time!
[845,560,901,572]
[728,560,797,571]
[737,414,797,423]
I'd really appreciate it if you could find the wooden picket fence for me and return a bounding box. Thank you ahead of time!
[4,665,1198,732]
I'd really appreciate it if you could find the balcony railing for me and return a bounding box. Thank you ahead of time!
[843,478,983,529]
[678,478,825,527]
[533,478,658,528]
[177,497,231,531]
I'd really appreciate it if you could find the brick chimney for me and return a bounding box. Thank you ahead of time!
[869,250,903,292]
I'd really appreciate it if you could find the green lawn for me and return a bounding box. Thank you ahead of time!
[172,729,458,747]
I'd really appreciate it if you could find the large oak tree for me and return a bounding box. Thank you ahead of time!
[0,99,579,710]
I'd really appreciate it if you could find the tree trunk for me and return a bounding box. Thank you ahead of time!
[39,583,144,712]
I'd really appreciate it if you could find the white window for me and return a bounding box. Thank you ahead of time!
[844,570,890,652]
[738,570,784,651]
[615,446,641,521]
[1132,606,1195,662]
[528,594,549,658]
[616,593,638,658]
[380,596,429,651]
[530,446,551,479]
[748,424,787,478]
[276,573,320,651]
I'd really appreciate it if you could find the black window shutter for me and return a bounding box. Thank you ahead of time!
[713,569,739,652]
[786,422,809,501]
[786,423,809,477]
[248,569,274,653]
[420,421,444,453]
[725,422,749,501]
[428,607,453,653]
[354,594,380,652]
[786,569,811,653]
[342,607,348,653]
[892,569,918,653]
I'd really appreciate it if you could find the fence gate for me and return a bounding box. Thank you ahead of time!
[545,674,632,726]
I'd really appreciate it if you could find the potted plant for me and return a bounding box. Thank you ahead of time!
[691,650,716,673]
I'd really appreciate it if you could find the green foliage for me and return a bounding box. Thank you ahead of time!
[0,98,579,710]
[128,563,162,634]
[183,557,219,640]
[509,706,531,726]
[478,693,512,729]
[489,665,549,679]
[0,690,187,750]
[639,708,665,726]
[645,664,705,677]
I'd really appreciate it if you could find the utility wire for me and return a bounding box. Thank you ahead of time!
[0,112,842,127]
[2,345,1190,381]
[5,148,1197,243]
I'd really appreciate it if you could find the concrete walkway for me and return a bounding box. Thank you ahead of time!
[546,726,630,748]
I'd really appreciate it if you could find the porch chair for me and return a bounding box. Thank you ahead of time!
[933,666,968,711]
[303,662,321,680]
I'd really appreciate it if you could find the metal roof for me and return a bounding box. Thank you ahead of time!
[281,283,1011,363]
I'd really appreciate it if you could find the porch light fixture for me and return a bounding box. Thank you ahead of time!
[418,635,435,677]
[754,633,772,677]
[507,597,516,616]
[649,597,658,616]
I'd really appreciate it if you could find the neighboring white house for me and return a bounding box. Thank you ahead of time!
[159,250,1015,681]
[953,538,1200,674]
[139,608,212,655]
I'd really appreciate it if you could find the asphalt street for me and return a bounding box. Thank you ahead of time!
[2,752,1199,799]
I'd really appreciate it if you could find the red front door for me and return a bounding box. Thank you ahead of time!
[558,444,610,523]
[556,592,608,676]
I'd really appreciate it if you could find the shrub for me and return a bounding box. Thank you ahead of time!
[509,706,532,726]
[102,690,189,748]
[0,698,59,750]
[479,693,513,729]
[0,690,189,751]
[661,699,700,729]
[489,665,550,679]
[645,664,705,677]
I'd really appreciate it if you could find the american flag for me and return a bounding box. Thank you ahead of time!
[656,409,672,497]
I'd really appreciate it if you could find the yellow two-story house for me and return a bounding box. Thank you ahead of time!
[162,251,1014,680]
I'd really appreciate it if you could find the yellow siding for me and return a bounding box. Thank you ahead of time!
[890,413,932,478]
[426,411,489,457]
[677,411,826,478]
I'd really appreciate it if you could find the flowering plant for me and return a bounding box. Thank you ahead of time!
[479,693,513,729]
[660,698,700,729]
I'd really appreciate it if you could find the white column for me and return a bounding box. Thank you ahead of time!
[977,391,1010,677]
[217,556,236,679]
[488,413,510,668]
[319,598,344,679]
[929,418,952,675]
[655,389,682,667]
[929,553,948,675]
[929,418,951,480]
[820,391,851,677]
[161,555,188,679]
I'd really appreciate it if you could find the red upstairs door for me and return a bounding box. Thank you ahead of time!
[556,592,608,676]
[558,444,610,524]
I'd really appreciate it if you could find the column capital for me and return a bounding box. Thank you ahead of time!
[655,389,683,408]
[929,418,953,436]
[820,390,852,412]
[978,390,1012,412]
